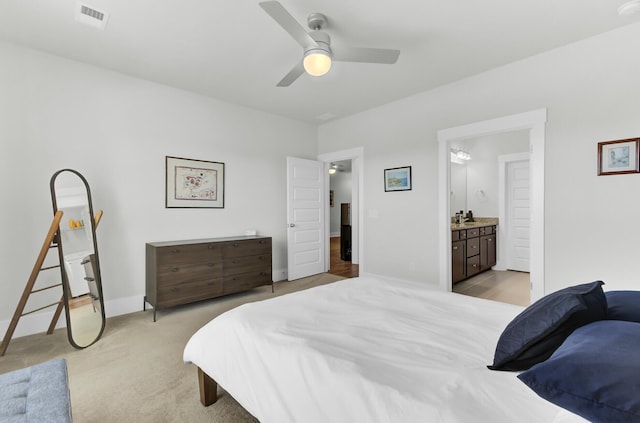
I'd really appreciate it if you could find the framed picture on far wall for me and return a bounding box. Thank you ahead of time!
[384,166,412,192]
[166,156,225,208]
[597,138,640,176]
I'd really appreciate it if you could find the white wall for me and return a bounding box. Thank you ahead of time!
[461,130,529,217]
[318,22,640,294]
[329,170,352,235]
[0,41,317,336]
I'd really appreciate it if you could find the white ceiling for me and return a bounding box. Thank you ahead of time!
[1,0,638,123]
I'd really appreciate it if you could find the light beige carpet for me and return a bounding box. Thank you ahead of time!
[0,273,345,422]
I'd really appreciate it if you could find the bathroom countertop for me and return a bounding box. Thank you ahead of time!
[451,217,498,230]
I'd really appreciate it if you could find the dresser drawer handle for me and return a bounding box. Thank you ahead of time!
[453,246,458,250]
[171,267,179,272]
[232,260,240,264]
[207,263,215,267]
[207,282,216,286]
[171,287,179,292]
[232,243,239,248]
[170,249,180,254]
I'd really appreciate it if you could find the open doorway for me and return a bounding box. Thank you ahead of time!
[328,160,359,278]
[318,147,363,279]
[438,109,547,304]
[448,132,530,306]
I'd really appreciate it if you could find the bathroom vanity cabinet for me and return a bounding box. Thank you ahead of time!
[451,224,497,284]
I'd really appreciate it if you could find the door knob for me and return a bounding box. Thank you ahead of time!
[288,223,295,227]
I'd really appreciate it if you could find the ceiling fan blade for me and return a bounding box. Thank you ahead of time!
[332,46,400,64]
[277,62,305,87]
[259,1,318,49]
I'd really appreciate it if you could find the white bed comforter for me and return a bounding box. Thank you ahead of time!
[184,276,583,423]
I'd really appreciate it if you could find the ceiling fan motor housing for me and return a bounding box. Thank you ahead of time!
[306,30,331,56]
[307,12,328,30]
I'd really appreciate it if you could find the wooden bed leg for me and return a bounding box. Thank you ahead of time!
[198,367,218,406]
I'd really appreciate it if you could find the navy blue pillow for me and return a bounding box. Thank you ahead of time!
[518,320,640,423]
[606,291,640,323]
[488,281,607,371]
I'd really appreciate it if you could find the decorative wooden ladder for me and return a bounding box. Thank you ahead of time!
[0,210,103,356]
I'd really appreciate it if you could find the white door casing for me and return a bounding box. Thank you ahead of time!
[506,159,530,272]
[286,157,325,281]
[318,147,364,270]
[438,108,546,303]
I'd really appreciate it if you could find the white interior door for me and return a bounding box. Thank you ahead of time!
[506,160,530,272]
[287,157,325,280]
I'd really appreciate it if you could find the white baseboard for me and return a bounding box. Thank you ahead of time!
[0,310,66,340]
[0,295,146,340]
[273,268,287,282]
[1,269,290,341]
[358,271,441,291]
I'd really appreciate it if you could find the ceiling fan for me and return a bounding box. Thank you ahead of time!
[259,1,400,87]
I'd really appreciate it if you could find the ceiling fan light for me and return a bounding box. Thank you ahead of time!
[303,50,332,76]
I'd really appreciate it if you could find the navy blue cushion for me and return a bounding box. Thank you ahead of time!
[606,290,640,323]
[518,320,640,423]
[488,281,607,371]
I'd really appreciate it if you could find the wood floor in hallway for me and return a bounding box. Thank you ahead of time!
[328,236,359,278]
[453,270,530,307]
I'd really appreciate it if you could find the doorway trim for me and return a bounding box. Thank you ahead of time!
[318,147,364,272]
[437,109,546,302]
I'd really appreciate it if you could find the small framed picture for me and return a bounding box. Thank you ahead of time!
[597,138,640,176]
[384,166,412,192]
[166,156,225,208]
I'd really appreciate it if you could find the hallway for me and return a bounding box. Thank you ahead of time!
[328,236,359,279]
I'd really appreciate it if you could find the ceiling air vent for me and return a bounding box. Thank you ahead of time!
[75,2,109,30]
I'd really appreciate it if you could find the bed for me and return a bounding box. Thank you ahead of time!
[184,276,596,423]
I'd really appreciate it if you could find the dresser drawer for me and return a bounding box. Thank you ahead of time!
[156,261,222,286]
[223,271,272,295]
[156,243,222,265]
[223,254,271,275]
[466,237,480,257]
[156,278,224,307]
[467,255,480,277]
[223,238,271,258]
[466,228,480,238]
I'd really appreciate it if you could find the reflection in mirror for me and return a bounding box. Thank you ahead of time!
[50,169,105,349]
[450,162,467,217]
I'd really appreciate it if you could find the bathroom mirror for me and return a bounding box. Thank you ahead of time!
[50,169,105,349]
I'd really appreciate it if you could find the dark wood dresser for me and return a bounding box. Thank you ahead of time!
[145,235,272,321]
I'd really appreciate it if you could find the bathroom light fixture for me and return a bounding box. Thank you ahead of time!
[451,148,471,161]
[328,163,337,174]
[618,0,640,15]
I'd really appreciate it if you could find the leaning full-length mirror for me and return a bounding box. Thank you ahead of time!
[50,169,105,349]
